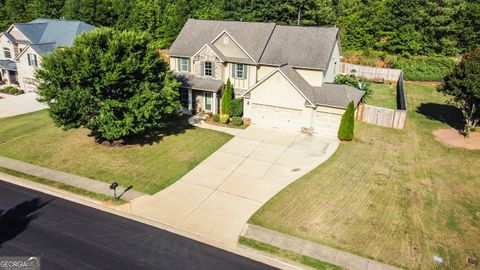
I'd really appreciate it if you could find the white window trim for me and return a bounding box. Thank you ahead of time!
[179,58,189,73]
[204,61,213,77]
[233,63,246,80]
[28,53,38,67]
[204,92,213,111]
[3,47,11,59]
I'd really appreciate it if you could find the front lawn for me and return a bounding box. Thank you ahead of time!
[250,82,480,269]
[0,110,232,194]
[365,82,397,109]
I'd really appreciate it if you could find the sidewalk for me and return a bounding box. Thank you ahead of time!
[242,224,402,270]
[189,115,243,136]
[0,156,146,201]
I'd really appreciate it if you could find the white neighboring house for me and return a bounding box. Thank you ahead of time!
[0,18,95,92]
[168,19,364,137]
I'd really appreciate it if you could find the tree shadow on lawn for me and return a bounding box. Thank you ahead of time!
[416,103,464,131]
[121,115,195,146]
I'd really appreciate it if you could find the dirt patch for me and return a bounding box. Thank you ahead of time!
[433,128,480,150]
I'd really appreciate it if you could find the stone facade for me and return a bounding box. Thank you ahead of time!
[193,46,224,81]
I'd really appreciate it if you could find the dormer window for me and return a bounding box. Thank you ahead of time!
[178,58,190,73]
[28,53,38,67]
[223,36,230,45]
[3,48,11,59]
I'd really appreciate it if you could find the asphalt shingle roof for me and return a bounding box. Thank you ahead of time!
[175,73,224,92]
[169,19,339,70]
[313,83,365,108]
[169,19,276,63]
[277,65,364,108]
[259,26,338,70]
[12,19,95,55]
[0,60,17,71]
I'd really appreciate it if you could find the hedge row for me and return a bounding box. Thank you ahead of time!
[389,56,456,81]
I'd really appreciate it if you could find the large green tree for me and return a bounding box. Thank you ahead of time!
[36,28,181,142]
[438,47,480,136]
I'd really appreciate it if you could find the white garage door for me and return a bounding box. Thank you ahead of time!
[251,103,303,131]
[312,110,342,138]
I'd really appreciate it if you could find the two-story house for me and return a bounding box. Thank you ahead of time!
[168,19,364,137]
[0,19,95,92]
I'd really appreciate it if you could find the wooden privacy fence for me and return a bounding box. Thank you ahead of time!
[356,103,407,129]
[340,63,408,129]
[340,63,402,82]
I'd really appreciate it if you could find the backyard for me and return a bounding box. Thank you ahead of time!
[250,82,480,269]
[365,82,397,109]
[0,111,232,194]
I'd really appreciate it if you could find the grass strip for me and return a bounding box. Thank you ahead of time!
[239,236,343,270]
[0,166,124,204]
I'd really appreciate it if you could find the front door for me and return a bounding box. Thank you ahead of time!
[204,92,213,112]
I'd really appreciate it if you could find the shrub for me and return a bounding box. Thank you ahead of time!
[338,100,355,141]
[334,75,371,99]
[212,114,220,122]
[229,98,243,117]
[231,116,243,126]
[389,56,456,81]
[221,79,232,114]
[0,86,24,95]
[220,114,229,124]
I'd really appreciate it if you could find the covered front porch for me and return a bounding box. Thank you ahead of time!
[0,60,18,87]
[175,73,224,115]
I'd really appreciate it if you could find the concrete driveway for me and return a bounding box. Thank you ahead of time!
[118,126,338,247]
[0,93,47,118]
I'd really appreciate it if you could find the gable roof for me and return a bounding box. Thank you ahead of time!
[169,19,276,63]
[243,65,364,109]
[0,32,17,43]
[10,19,95,56]
[169,19,339,70]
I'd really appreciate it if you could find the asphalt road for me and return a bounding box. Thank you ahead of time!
[0,180,277,270]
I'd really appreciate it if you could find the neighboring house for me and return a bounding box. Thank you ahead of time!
[168,19,364,136]
[0,19,95,92]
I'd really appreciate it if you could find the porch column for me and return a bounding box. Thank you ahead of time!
[213,92,217,114]
[188,89,193,111]
[6,70,12,85]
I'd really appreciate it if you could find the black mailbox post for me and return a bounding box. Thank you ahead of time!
[110,182,119,199]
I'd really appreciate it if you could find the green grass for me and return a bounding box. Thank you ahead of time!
[366,82,398,109]
[0,166,124,204]
[0,110,232,194]
[239,237,343,270]
[250,82,480,270]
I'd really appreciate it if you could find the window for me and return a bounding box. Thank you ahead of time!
[204,61,212,77]
[179,58,190,73]
[232,63,246,79]
[28,53,38,67]
[204,92,213,111]
[3,48,11,59]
